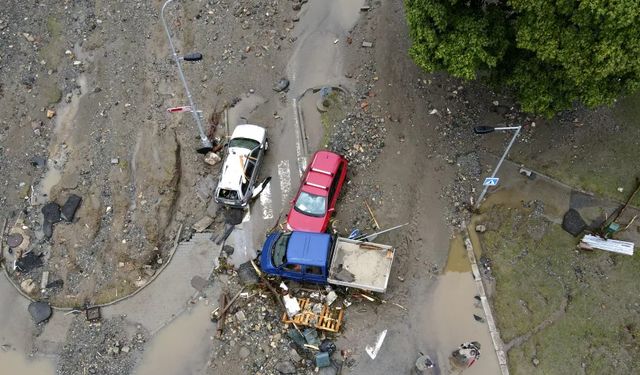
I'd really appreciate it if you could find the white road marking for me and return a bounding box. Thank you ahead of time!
[259,183,274,220]
[278,159,292,205]
[242,207,251,223]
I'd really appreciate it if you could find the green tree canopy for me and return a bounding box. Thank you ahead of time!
[405,0,640,115]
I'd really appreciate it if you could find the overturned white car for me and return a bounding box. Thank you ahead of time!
[214,124,268,208]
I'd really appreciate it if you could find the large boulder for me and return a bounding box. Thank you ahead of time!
[28,302,52,324]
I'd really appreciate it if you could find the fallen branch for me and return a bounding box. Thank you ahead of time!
[214,287,245,319]
[365,201,380,229]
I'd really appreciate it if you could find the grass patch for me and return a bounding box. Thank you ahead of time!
[482,205,640,374]
[520,92,640,207]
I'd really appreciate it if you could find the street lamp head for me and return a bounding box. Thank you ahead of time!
[182,52,203,62]
[473,126,495,135]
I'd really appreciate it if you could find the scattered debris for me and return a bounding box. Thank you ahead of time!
[283,294,301,317]
[451,341,481,368]
[282,297,344,333]
[361,41,373,48]
[475,224,486,233]
[473,314,485,323]
[40,271,50,290]
[579,234,634,255]
[21,279,37,294]
[85,306,101,322]
[28,301,52,324]
[46,109,56,119]
[365,329,387,359]
[414,353,435,373]
[562,209,587,237]
[519,167,534,179]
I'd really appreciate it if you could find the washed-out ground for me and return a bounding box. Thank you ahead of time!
[1,0,640,375]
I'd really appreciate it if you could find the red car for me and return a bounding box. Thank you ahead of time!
[287,150,348,232]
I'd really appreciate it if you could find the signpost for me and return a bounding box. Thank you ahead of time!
[483,177,499,186]
[166,106,192,113]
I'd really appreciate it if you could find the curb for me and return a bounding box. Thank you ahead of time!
[1,224,183,312]
[463,224,510,375]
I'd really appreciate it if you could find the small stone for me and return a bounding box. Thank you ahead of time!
[275,361,296,374]
[475,224,486,233]
[249,88,255,94]
[239,346,251,359]
[23,33,35,42]
[289,348,302,362]
[121,346,130,353]
[21,279,37,294]
[111,158,119,164]
[204,152,221,166]
[361,41,373,48]
[532,357,540,366]
[617,187,624,193]
[235,310,247,322]
[292,3,301,11]
[46,109,56,119]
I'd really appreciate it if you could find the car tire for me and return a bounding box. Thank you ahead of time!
[264,139,269,153]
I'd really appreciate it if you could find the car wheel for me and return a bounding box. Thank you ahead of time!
[264,139,269,152]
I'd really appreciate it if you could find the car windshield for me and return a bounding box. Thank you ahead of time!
[272,233,291,267]
[294,192,327,217]
[229,137,259,150]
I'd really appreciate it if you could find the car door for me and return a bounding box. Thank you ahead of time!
[303,265,325,284]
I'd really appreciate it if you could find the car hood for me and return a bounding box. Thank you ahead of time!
[287,207,326,233]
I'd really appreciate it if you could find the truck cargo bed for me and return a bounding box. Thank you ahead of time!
[327,238,395,293]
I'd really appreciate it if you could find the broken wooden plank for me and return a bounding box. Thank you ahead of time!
[580,234,634,255]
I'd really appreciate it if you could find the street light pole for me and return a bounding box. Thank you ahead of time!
[475,125,522,208]
[161,0,213,153]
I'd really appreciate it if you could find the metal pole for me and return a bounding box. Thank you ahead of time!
[161,0,212,152]
[475,126,522,208]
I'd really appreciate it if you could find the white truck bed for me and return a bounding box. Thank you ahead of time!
[327,237,395,293]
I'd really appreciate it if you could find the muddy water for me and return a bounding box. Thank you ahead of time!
[0,352,55,375]
[133,301,216,375]
[444,235,472,273]
[287,0,365,94]
[421,271,502,374]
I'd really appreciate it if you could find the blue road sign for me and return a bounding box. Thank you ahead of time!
[483,177,499,186]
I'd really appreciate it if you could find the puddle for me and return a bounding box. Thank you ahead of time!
[421,272,501,374]
[0,351,55,375]
[227,94,266,131]
[134,301,215,375]
[444,235,471,273]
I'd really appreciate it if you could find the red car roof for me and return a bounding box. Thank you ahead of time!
[300,151,343,196]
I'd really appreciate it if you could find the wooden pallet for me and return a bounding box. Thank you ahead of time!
[282,298,344,333]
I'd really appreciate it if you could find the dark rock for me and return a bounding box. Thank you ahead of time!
[273,78,290,92]
[28,301,52,324]
[31,156,47,168]
[222,245,235,256]
[319,339,336,354]
[46,279,64,290]
[237,261,259,286]
[42,202,61,223]
[15,252,43,272]
[61,194,82,222]
[276,360,296,374]
[7,233,23,248]
[562,209,586,237]
[43,221,54,239]
[292,3,301,11]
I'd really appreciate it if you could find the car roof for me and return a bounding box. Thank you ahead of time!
[287,231,331,267]
[301,151,343,196]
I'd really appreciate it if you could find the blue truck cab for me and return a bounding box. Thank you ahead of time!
[260,231,333,285]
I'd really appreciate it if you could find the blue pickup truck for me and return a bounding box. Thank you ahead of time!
[259,231,395,293]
